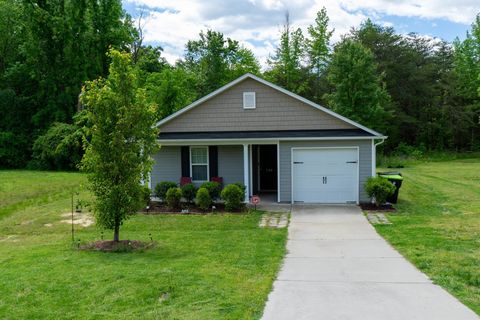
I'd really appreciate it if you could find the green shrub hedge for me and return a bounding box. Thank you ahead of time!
[221,184,245,211]
[196,187,212,211]
[155,181,177,201]
[365,177,395,206]
[141,185,151,207]
[181,183,196,204]
[166,187,182,209]
[200,181,222,200]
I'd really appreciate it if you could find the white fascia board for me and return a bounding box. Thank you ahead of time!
[157,136,385,146]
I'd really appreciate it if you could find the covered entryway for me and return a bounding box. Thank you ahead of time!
[252,145,278,199]
[292,147,359,203]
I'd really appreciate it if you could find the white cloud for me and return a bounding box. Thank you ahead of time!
[341,0,479,24]
[123,0,478,66]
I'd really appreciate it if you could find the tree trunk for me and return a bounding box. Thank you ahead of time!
[113,222,120,242]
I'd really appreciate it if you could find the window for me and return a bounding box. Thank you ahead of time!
[190,147,209,182]
[243,92,256,109]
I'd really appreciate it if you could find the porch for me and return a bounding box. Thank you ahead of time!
[150,143,280,203]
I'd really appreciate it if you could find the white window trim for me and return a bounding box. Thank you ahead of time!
[190,146,209,183]
[243,92,256,109]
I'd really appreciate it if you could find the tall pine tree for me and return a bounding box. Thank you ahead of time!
[306,8,334,101]
[324,39,391,132]
[266,13,308,95]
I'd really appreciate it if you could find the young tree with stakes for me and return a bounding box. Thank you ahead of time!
[80,49,158,242]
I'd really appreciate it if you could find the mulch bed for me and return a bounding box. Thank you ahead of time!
[79,240,155,252]
[360,203,396,212]
[140,201,247,215]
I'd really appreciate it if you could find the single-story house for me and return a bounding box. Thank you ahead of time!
[150,73,386,204]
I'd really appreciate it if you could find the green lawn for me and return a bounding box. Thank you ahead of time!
[374,158,480,315]
[0,171,287,319]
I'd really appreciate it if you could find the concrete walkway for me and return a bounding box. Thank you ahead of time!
[262,205,478,320]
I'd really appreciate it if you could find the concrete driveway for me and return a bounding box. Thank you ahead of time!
[262,205,478,320]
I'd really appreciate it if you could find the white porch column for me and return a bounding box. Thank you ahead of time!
[243,143,250,202]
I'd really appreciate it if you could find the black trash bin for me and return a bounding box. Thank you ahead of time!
[378,172,403,204]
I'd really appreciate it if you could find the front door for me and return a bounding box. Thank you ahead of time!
[259,145,277,191]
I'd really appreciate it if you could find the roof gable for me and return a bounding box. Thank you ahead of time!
[156,73,383,137]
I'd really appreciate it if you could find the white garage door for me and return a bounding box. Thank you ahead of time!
[292,148,359,203]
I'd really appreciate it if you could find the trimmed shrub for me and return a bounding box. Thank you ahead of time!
[196,187,212,211]
[232,182,246,196]
[141,185,152,207]
[165,187,182,209]
[365,177,396,206]
[154,181,177,201]
[221,184,245,212]
[200,181,222,200]
[181,183,196,204]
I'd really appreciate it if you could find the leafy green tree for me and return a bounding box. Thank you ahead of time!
[266,13,308,94]
[453,14,480,149]
[183,30,260,97]
[306,7,334,101]
[135,45,167,76]
[145,67,197,120]
[0,0,135,168]
[32,122,83,170]
[349,20,462,150]
[0,0,21,74]
[324,39,391,131]
[30,109,89,170]
[80,50,158,242]
[230,47,261,79]
[0,88,33,168]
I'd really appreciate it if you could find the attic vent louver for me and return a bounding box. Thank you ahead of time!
[243,92,256,109]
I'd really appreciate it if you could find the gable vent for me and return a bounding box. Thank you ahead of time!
[243,92,256,109]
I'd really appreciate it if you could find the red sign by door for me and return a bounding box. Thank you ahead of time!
[251,195,260,205]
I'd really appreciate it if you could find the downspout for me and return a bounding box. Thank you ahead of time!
[372,138,386,177]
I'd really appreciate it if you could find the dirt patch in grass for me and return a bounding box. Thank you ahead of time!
[79,240,155,252]
[360,203,396,211]
[60,212,94,227]
[0,235,19,242]
[141,202,247,215]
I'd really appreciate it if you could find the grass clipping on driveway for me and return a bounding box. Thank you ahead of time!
[0,171,287,319]
[374,159,480,315]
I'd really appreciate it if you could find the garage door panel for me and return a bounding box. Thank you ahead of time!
[292,148,358,203]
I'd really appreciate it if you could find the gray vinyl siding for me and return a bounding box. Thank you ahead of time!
[218,145,244,185]
[151,145,244,188]
[279,140,373,203]
[151,146,182,188]
[159,78,355,133]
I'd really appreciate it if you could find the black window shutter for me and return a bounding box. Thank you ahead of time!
[181,146,190,177]
[209,146,218,179]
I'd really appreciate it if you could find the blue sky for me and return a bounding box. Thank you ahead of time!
[376,15,469,41]
[122,0,478,65]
